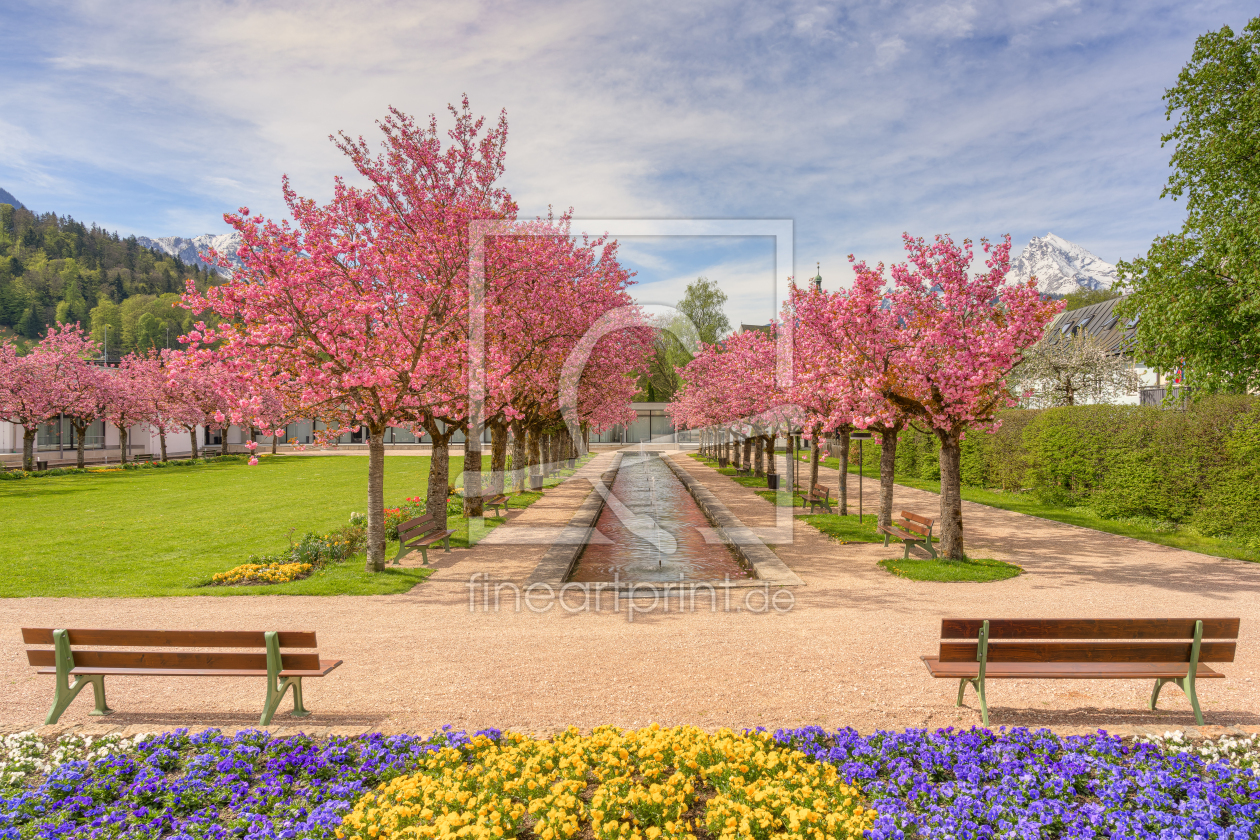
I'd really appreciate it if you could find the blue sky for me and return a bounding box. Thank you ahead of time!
[1,0,1254,327]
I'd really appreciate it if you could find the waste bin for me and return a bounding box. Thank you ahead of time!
[766,473,779,490]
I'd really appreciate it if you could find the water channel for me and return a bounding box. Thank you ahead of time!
[569,452,753,582]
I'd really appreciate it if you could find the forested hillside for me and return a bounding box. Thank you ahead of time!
[0,202,222,355]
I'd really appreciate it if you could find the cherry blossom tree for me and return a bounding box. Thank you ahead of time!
[0,326,101,470]
[789,277,912,527]
[41,325,109,469]
[835,234,1059,558]
[188,101,513,570]
[103,354,161,464]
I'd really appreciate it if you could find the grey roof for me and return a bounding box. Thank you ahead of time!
[1039,294,1138,357]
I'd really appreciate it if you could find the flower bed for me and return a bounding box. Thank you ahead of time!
[2,726,1257,840]
[775,726,1260,839]
[340,726,872,840]
[211,561,315,585]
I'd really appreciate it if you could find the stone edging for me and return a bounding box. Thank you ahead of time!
[524,452,624,586]
[661,454,804,587]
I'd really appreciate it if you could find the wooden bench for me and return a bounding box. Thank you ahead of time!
[22,628,342,725]
[393,513,455,565]
[922,618,1239,726]
[484,493,509,517]
[802,483,832,514]
[878,510,936,559]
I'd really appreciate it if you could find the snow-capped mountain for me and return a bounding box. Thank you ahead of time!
[1008,233,1117,296]
[135,232,244,275]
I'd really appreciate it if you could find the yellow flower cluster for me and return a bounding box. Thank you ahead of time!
[337,725,874,840]
[211,562,313,585]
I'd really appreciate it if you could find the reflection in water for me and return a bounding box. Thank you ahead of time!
[570,453,752,582]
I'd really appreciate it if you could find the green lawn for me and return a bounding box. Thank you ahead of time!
[790,452,1260,563]
[0,454,509,597]
[797,513,890,544]
[878,555,1023,582]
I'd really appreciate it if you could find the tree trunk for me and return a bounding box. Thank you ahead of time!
[271,432,278,455]
[118,425,128,464]
[422,419,455,528]
[22,427,35,471]
[489,418,508,496]
[810,436,820,489]
[765,435,777,475]
[428,434,454,527]
[464,421,484,518]
[74,421,86,468]
[510,421,528,493]
[754,435,764,476]
[743,436,752,471]
[936,429,965,560]
[837,432,850,515]
[365,426,387,571]
[187,425,199,460]
[529,427,543,486]
[159,429,168,462]
[220,428,228,457]
[877,424,902,530]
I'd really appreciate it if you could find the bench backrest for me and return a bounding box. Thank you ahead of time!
[22,628,321,671]
[938,618,1239,664]
[811,483,830,498]
[398,514,443,542]
[896,510,933,538]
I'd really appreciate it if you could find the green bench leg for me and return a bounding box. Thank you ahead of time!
[45,629,113,725]
[1149,620,1204,725]
[261,677,307,725]
[262,631,311,725]
[46,674,112,725]
[954,620,991,727]
[956,677,989,726]
[418,546,429,565]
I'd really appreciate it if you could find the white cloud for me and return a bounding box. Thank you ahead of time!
[0,0,1253,299]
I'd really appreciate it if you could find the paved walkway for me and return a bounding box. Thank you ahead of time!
[2,450,1258,738]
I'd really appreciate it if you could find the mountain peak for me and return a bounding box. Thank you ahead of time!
[0,187,24,210]
[1008,233,1116,296]
[135,232,244,275]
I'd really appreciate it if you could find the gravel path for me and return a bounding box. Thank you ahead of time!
[3,450,1258,738]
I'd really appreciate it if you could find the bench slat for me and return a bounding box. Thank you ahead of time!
[26,650,322,670]
[878,525,924,542]
[940,640,1236,664]
[21,629,318,648]
[895,520,931,537]
[941,618,1240,640]
[922,657,1225,680]
[404,530,455,548]
[35,659,342,678]
[900,511,934,527]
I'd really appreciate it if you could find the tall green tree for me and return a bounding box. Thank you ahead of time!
[676,276,731,348]
[1118,17,1260,392]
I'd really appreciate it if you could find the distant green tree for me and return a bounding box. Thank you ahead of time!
[134,312,165,353]
[676,276,731,348]
[17,304,41,338]
[1118,16,1260,392]
[1062,287,1120,312]
[90,298,123,358]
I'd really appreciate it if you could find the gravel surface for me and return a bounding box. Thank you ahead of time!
[2,450,1258,737]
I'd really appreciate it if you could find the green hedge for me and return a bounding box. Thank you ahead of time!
[859,397,1260,548]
